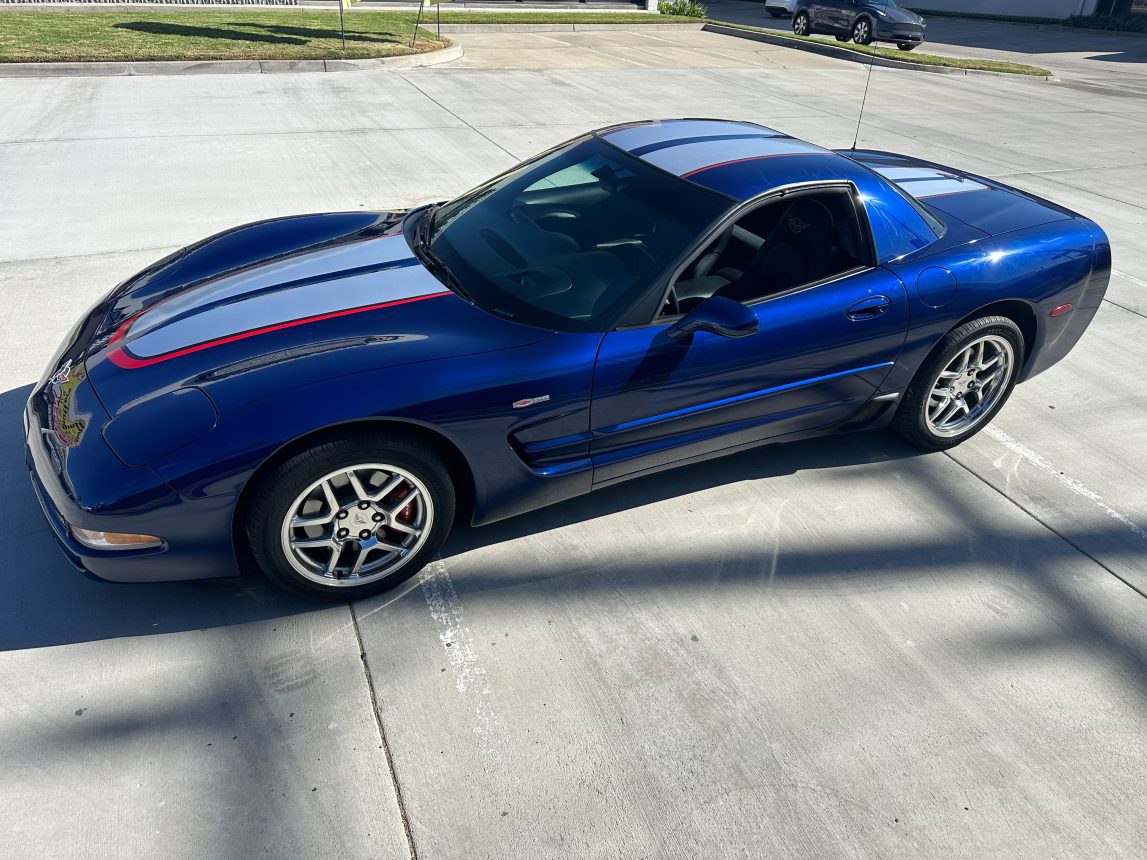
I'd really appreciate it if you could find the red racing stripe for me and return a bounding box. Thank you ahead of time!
[107,291,452,369]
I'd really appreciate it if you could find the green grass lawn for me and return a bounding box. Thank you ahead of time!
[712,23,1053,76]
[0,11,446,63]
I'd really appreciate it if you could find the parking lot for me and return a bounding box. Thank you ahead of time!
[1,21,1146,858]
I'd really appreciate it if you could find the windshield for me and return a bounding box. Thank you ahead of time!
[425,136,731,332]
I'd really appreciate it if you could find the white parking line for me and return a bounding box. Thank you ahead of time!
[419,558,508,755]
[1114,269,1147,290]
[984,424,1147,543]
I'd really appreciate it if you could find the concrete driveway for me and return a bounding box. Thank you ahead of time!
[1,24,1146,858]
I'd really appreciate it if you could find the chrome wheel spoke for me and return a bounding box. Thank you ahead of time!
[374,474,405,503]
[291,480,338,528]
[346,470,372,503]
[388,519,422,538]
[925,334,1014,438]
[979,366,1005,391]
[291,537,335,550]
[978,352,1002,372]
[324,544,341,576]
[281,462,435,587]
[350,545,375,575]
[387,488,420,519]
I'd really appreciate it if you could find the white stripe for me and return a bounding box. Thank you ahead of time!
[602,119,776,151]
[984,424,1147,543]
[1113,269,1147,290]
[418,558,507,755]
[643,137,823,177]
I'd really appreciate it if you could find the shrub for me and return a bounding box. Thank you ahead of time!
[658,0,707,18]
[1063,13,1147,32]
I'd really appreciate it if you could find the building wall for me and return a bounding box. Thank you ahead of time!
[909,0,1098,17]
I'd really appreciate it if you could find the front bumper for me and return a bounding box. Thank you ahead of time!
[25,378,241,584]
[877,23,925,44]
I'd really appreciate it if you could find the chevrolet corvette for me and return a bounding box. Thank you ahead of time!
[26,119,1110,599]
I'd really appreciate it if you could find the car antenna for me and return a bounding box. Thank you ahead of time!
[851,41,879,153]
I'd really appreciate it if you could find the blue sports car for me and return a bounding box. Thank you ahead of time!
[26,119,1110,600]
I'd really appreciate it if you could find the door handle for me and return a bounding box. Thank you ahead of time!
[846,295,891,321]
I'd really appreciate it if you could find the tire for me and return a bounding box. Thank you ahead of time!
[246,432,455,601]
[897,42,917,51]
[892,316,1025,451]
[793,11,811,36]
[851,17,874,45]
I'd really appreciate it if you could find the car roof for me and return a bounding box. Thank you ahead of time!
[596,118,871,201]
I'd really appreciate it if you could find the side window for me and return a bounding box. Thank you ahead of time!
[665,189,872,317]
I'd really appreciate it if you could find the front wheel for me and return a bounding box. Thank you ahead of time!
[851,17,874,45]
[793,11,811,36]
[246,433,455,600]
[892,316,1024,451]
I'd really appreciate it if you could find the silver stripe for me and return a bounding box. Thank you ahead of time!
[128,251,442,357]
[604,120,778,152]
[642,138,824,177]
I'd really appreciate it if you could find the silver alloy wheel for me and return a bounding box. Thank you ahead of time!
[280,463,433,587]
[794,13,809,35]
[853,19,870,43]
[925,335,1015,438]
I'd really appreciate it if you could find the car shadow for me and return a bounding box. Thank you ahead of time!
[442,431,925,559]
[2,381,926,652]
[112,22,405,48]
[112,22,309,47]
[0,384,317,652]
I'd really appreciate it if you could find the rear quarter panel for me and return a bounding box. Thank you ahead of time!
[881,218,1098,394]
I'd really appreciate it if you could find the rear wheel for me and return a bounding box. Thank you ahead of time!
[892,316,1024,450]
[246,433,454,600]
[852,17,874,45]
[793,11,811,36]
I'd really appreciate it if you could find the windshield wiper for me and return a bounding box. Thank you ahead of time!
[413,206,473,303]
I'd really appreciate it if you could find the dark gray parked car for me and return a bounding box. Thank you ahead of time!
[793,0,926,50]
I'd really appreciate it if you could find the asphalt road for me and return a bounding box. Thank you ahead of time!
[1,24,1145,859]
[708,0,1147,93]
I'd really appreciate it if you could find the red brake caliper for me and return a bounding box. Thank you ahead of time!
[385,486,415,527]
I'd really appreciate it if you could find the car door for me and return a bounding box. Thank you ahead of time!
[589,186,909,484]
[829,0,859,33]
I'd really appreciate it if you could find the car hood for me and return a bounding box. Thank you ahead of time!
[873,5,924,25]
[82,211,554,416]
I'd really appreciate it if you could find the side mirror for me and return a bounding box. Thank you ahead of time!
[667,296,758,340]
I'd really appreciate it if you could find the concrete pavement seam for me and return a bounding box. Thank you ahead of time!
[942,447,1147,602]
[395,69,520,160]
[350,600,419,860]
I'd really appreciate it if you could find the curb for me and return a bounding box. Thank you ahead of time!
[0,41,462,77]
[703,23,1056,81]
[436,22,703,33]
